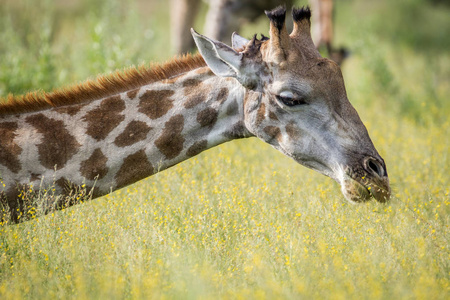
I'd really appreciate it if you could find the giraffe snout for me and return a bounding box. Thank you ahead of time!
[340,156,391,204]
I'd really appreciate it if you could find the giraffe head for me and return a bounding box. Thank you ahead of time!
[191,6,390,203]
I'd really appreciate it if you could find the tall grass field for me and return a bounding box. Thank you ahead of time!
[1,0,449,298]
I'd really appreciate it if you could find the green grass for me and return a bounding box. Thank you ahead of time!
[1,0,449,298]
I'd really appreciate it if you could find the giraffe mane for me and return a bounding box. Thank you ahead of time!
[0,53,206,115]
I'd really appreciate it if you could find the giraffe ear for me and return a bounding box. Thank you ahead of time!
[231,32,249,50]
[191,29,242,79]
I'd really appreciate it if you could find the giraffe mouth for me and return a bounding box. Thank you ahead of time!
[288,154,390,203]
[342,170,390,203]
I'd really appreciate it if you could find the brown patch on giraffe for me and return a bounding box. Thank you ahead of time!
[226,100,239,116]
[26,114,81,170]
[184,93,206,109]
[285,123,300,139]
[55,177,70,193]
[30,173,41,182]
[114,121,152,147]
[115,150,154,189]
[216,88,229,104]
[183,80,207,109]
[155,115,185,160]
[83,95,126,141]
[182,78,202,88]
[222,121,248,139]
[197,108,218,128]
[186,140,208,157]
[256,103,266,126]
[127,88,139,100]
[138,89,175,119]
[264,126,282,143]
[80,148,108,181]
[269,110,279,121]
[53,103,86,116]
[0,122,22,173]
[2,186,22,223]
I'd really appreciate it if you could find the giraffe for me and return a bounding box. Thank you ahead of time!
[0,6,390,223]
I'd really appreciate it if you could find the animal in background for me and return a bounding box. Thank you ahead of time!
[170,0,348,64]
[171,0,292,54]
[309,0,348,64]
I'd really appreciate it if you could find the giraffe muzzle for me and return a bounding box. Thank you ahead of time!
[341,157,390,203]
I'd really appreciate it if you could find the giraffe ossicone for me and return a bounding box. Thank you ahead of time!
[0,6,390,223]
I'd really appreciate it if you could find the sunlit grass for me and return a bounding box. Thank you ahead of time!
[1,0,449,299]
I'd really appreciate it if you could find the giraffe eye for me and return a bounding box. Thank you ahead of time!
[276,92,308,107]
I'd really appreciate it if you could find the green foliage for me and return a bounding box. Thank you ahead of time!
[335,0,450,126]
[0,0,449,299]
[0,0,170,97]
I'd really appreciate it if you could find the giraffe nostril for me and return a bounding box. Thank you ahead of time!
[365,158,385,177]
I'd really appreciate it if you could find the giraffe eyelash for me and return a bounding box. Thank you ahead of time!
[276,95,308,107]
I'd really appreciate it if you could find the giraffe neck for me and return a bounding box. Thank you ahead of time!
[118,66,251,186]
[0,66,252,212]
